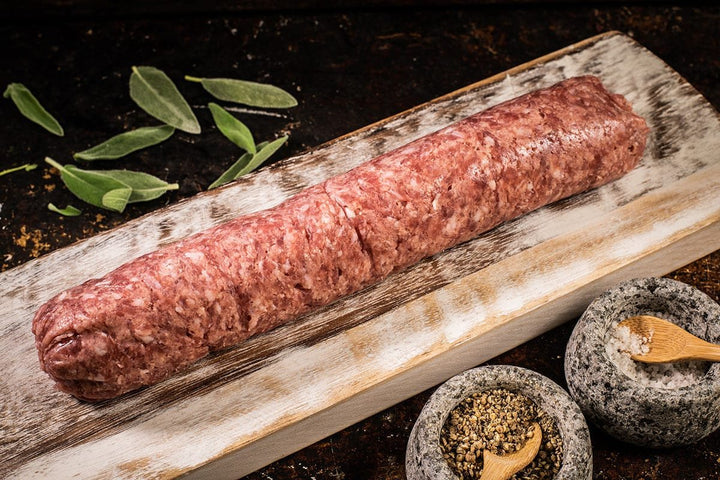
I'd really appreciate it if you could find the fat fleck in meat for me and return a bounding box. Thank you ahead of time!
[32,76,649,400]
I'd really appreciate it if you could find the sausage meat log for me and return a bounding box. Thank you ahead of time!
[33,76,649,401]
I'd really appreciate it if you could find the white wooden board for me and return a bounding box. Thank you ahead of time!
[1,31,719,479]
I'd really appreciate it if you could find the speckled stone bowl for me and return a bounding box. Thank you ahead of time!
[406,365,592,480]
[565,277,720,448]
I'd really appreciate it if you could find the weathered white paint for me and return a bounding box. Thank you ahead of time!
[1,31,719,479]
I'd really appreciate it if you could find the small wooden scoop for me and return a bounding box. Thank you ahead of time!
[480,422,542,480]
[618,315,720,363]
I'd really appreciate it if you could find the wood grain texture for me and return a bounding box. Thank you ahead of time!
[1,31,719,479]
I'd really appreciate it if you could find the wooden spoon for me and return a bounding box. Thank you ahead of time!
[480,422,542,480]
[617,315,720,363]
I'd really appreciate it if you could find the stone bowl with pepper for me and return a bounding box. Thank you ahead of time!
[565,277,720,447]
[406,365,592,480]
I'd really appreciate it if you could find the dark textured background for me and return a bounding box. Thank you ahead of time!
[1,2,718,478]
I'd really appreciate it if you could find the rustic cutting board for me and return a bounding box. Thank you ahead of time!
[2,31,719,479]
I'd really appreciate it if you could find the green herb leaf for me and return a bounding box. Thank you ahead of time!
[48,203,82,216]
[235,136,287,177]
[46,157,130,212]
[102,187,133,211]
[74,125,175,161]
[208,103,255,153]
[207,140,270,190]
[207,151,254,190]
[3,83,64,136]
[45,157,178,212]
[185,76,297,109]
[0,163,37,177]
[130,66,201,134]
[95,169,179,203]
[208,137,286,190]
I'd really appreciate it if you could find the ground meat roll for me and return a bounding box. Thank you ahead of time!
[33,75,649,401]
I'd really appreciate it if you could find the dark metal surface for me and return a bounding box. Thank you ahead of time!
[1,3,718,478]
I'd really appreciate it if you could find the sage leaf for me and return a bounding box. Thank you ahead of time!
[208,137,286,190]
[185,76,297,109]
[74,125,175,161]
[130,66,201,134]
[235,136,287,177]
[48,203,82,216]
[208,102,255,153]
[45,157,178,212]
[207,151,254,190]
[102,187,133,211]
[0,163,37,177]
[46,157,130,212]
[3,83,64,136]
[94,169,179,203]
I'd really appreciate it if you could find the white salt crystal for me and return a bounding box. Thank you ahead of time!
[606,321,708,389]
[614,325,652,356]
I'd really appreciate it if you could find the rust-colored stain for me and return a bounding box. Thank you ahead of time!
[116,457,152,476]
[116,456,186,480]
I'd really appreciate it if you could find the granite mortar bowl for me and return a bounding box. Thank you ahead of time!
[564,277,720,448]
[406,365,592,480]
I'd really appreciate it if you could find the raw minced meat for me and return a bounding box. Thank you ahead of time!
[33,75,649,400]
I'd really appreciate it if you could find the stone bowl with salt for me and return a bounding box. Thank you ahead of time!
[564,277,720,448]
[406,365,592,480]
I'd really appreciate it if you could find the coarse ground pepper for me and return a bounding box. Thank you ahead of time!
[440,387,562,479]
